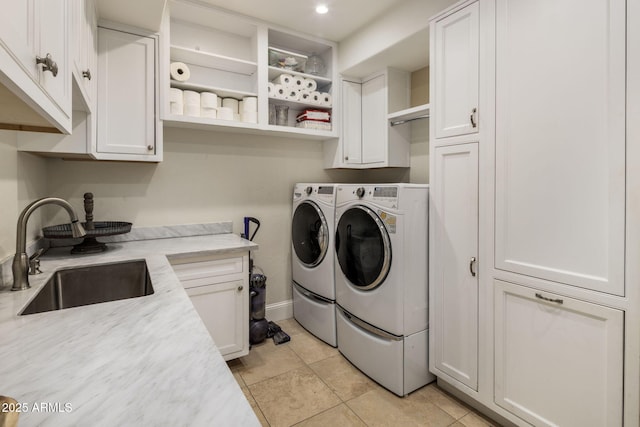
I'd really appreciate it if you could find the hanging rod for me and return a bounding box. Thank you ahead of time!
[389,114,430,127]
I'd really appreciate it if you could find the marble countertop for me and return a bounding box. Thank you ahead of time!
[0,233,260,426]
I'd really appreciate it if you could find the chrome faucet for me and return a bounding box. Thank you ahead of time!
[11,198,86,291]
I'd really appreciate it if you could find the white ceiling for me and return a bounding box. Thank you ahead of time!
[197,0,408,42]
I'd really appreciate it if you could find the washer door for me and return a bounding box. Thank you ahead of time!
[335,205,392,290]
[292,201,329,268]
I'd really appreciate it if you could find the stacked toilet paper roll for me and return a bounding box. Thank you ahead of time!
[270,73,330,106]
[183,90,201,117]
[169,88,184,115]
[241,96,258,123]
[200,92,218,119]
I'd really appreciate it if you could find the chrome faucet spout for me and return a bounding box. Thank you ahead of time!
[11,198,86,291]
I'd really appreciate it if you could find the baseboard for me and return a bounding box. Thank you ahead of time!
[266,299,293,321]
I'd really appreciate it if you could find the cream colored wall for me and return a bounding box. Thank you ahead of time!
[0,130,49,264]
[45,128,409,304]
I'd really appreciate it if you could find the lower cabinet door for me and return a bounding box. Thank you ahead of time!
[186,279,248,360]
[494,280,623,427]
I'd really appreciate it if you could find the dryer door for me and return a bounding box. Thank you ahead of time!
[335,205,392,290]
[292,201,329,268]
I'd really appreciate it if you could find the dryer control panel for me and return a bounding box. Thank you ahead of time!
[293,183,336,204]
[337,185,399,210]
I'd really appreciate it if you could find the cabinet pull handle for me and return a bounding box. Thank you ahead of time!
[82,69,92,80]
[535,293,563,305]
[237,285,243,291]
[470,107,477,128]
[36,54,58,77]
[469,257,477,277]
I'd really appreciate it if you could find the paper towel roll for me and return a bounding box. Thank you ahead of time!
[310,91,322,104]
[267,82,275,96]
[320,93,332,106]
[274,84,286,99]
[292,77,305,90]
[272,74,294,87]
[170,102,183,115]
[218,107,234,121]
[200,92,218,108]
[300,91,312,102]
[222,98,239,114]
[241,110,258,124]
[285,89,300,102]
[169,88,183,104]
[233,113,241,122]
[217,97,222,108]
[243,96,258,112]
[170,62,191,82]
[304,78,317,92]
[183,90,200,106]
[184,103,200,117]
[201,107,217,119]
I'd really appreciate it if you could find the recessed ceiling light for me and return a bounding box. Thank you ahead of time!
[316,4,329,14]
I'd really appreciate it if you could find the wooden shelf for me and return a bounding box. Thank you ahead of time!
[171,46,257,76]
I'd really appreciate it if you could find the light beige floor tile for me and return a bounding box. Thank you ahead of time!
[310,354,378,401]
[288,331,339,364]
[347,387,456,427]
[249,366,341,427]
[455,411,499,427]
[236,344,305,385]
[413,384,470,420]
[277,318,307,337]
[294,404,366,427]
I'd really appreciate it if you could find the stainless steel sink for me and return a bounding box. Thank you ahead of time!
[21,260,154,315]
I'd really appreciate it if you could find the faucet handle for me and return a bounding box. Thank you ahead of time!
[28,248,45,275]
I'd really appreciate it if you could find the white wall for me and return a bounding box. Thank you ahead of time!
[44,128,411,304]
[0,130,49,271]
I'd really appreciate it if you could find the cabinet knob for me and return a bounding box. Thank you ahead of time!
[344,156,349,161]
[147,145,154,151]
[82,69,92,80]
[469,256,477,277]
[36,53,58,77]
[470,107,477,128]
[237,285,244,291]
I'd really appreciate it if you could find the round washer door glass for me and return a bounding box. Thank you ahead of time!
[292,201,329,267]
[335,205,391,290]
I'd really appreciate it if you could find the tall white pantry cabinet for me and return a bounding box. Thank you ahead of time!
[428,0,640,426]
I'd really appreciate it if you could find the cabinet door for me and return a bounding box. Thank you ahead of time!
[342,79,362,165]
[186,279,248,360]
[36,0,71,115]
[430,142,479,390]
[494,280,623,426]
[433,2,479,139]
[494,0,625,296]
[0,0,37,77]
[97,27,156,155]
[361,74,386,164]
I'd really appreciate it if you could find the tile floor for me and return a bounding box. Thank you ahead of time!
[227,318,499,427]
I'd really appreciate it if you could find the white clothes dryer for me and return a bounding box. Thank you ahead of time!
[334,184,434,396]
[291,183,338,346]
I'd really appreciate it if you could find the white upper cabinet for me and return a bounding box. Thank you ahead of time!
[71,0,97,109]
[494,0,626,296]
[0,0,72,133]
[97,27,159,158]
[432,1,479,139]
[341,78,362,165]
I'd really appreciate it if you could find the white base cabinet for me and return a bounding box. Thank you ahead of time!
[494,280,623,427]
[171,253,250,361]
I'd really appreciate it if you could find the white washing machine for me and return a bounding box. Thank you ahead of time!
[291,183,338,346]
[334,183,435,396]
